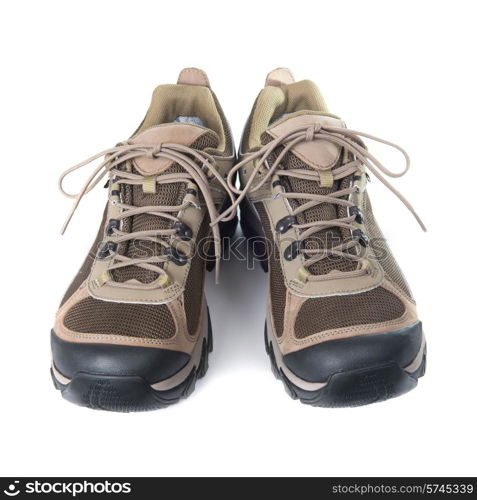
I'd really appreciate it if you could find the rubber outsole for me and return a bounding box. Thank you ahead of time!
[265,325,426,408]
[51,313,213,412]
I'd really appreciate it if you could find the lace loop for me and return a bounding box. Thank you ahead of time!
[216,123,425,281]
[59,142,236,286]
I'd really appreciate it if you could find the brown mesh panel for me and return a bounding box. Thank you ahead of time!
[262,132,357,276]
[63,297,175,339]
[255,202,286,337]
[183,214,210,335]
[112,132,218,284]
[294,287,405,339]
[362,192,413,298]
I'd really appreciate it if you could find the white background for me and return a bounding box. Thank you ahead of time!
[1,0,476,477]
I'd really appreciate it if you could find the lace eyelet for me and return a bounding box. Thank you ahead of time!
[284,240,302,261]
[174,221,193,241]
[166,247,188,266]
[106,219,121,236]
[349,206,364,224]
[276,215,297,234]
[352,229,369,247]
[98,241,118,259]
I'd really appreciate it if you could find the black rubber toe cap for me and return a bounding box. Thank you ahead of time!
[283,321,423,383]
[51,330,190,384]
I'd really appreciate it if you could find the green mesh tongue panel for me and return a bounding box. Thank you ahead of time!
[262,132,357,276]
[112,131,219,284]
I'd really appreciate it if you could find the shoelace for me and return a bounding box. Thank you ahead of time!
[215,123,426,281]
[59,142,237,287]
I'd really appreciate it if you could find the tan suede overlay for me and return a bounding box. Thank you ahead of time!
[130,124,213,175]
[267,113,345,170]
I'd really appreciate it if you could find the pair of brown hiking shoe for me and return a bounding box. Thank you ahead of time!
[51,67,426,411]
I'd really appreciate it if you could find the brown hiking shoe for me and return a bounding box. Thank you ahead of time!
[233,68,426,407]
[51,68,237,411]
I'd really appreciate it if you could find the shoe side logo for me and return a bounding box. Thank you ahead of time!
[3,481,20,497]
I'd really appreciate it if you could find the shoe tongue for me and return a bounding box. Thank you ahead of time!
[266,113,345,170]
[130,123,219,175]
[112,123,218,284]
[263,112,358,276]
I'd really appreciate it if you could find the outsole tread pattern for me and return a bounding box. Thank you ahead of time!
[265,326,426,408]
[51,313,213,412]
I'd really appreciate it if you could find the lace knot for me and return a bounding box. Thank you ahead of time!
[305,123,322,142]
[147,144,163,158]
